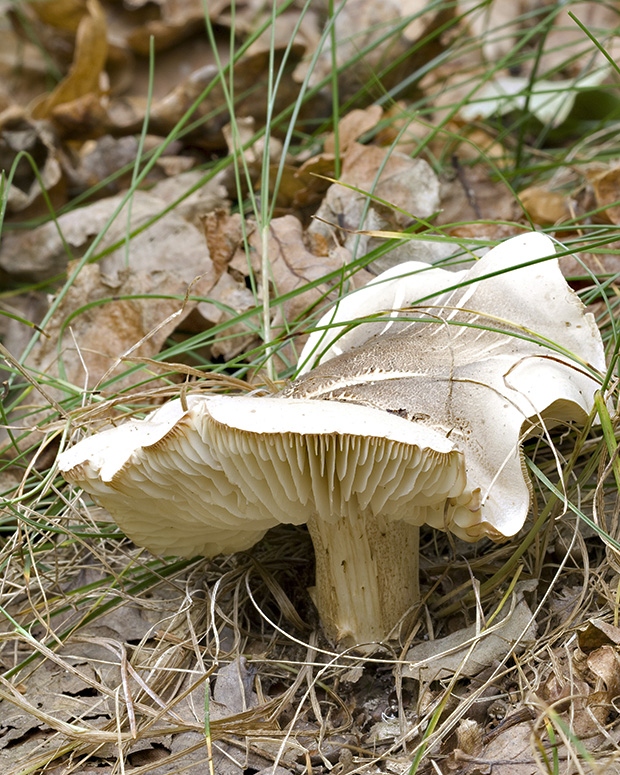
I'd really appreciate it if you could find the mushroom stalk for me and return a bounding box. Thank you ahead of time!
[307,511,420,646]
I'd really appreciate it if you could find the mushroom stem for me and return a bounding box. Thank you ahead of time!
[307,511,420,646]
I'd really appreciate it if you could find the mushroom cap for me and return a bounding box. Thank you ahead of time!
[59,395,469,558]
[59,233,606,553]
[287,232,606,540]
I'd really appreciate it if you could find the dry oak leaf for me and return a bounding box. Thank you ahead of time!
[32,257,217,393]
[309,143,440,258]
[519,185,571,226]
[588,164,620,224]
[27,0,87,32]
[533,1,620,79]
[237,214,373,326]
[31,0,108,121]
[323,105,383,155]
[0,109,63,213]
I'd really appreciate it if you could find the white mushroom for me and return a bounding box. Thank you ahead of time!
[59,232,606,646]
[290,232,607,543]
[59,394,469,644]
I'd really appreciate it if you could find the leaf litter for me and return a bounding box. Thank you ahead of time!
[1,1,620,773]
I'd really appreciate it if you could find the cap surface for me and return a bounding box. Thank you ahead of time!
[287,232,606,540]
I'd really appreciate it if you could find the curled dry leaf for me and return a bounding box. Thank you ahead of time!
[291,106,385,210]
[519,185,572,226]
[588,164,620,225]
[323,105,384,156]
[27,0,87,34]
[31,0,109,122]
[1,173,225,392]
[578,618,620,651]
[0,108,63,214]
[308,143,440,259]
[122,0,211,53]
[403,589,537,681]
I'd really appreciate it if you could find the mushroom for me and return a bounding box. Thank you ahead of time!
[58,233,606,646]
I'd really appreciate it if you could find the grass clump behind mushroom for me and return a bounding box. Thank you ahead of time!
[58,232,607,648]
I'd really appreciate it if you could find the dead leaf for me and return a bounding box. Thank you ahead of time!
[212,657,258,716]
[202,208,244,276]
[0,108,64,214]
[294,154,338,209]
[32,0,108,121]
[244,6,320,62]
[28,0,87,33]
[459,0,531,62]
[243,213,372,328]
[298,0,438,100]
[438,163,520,235]
[589,165,620,224]
[32,260,213,392]
[123,0,207,53]
[534,2,620,79]
[0,174,226,392]
[0,171,226,281]
[374,101,433,156]
[309,143,440,258]
[323,105,383,155]
[477,721,538,775]
[578,618,620,652]
[149,47,315,151]
[519,186,571,226]
[65,134,158,196]
[587,644,620,699]
[404,592,537,681]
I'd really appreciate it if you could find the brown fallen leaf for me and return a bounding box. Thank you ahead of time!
[32,0,108,121]
[244,5,320,61]
[589,164,620,224]
[309,143,441,259]
[0,174,224,393]
[31,258,216,394]
[240,214,372,327]
[459,0,530,62]
[0,171,226,281]
[123,0,210,53]
[438,163,520,237]
[532,2,620,79]
[202,208,244,277]
[477,720,538,775]
[297,0,438,100]
[587,644,620,703]
[294,154,338,210]
[519,185,571,226]
[149,47,315,151]
[28,0,87,34]
[0,107,64,214]
[578,618,620,652]
[323,105,383,155]
[404,591,537,682]
[65,134,175,197]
